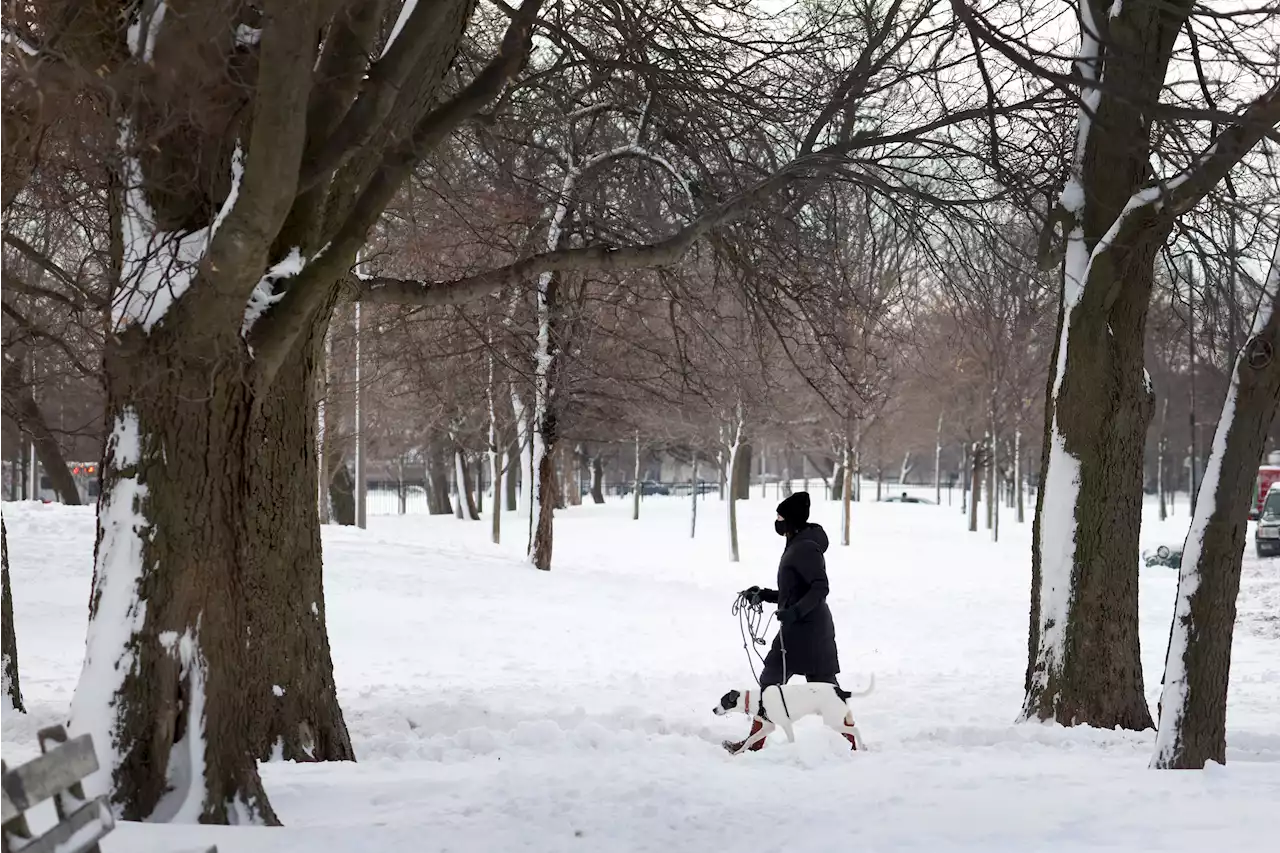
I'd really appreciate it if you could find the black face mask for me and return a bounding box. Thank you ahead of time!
[775,520,788,537]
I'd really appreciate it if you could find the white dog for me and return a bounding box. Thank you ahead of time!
[712,676,874,753]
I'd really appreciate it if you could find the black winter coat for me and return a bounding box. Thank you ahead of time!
[760,524,839,675]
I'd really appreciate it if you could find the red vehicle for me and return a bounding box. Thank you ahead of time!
[1251,452,1280,521]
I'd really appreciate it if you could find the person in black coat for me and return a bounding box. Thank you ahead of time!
[725,491,854,753]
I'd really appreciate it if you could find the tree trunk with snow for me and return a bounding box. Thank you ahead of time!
[455,449,480,521]
[934,414,944,505]
[727,411,745,562]
[690,454,699,538]
[2,518,23,713]
[632,431,642,521]
[841,443,853,547]
[1152,242,1280,769]
[71,335,277,823]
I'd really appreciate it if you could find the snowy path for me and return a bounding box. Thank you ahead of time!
[4,495,1279,851]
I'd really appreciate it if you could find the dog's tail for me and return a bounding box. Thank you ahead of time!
[835,673,875,701]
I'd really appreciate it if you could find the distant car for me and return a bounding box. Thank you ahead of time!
[879,492,935,504]
[1143,545,1182,569]
[1256,485,1280,559]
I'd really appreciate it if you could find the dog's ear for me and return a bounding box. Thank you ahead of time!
[720,690,741,710]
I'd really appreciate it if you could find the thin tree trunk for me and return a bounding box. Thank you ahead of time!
[1015,430,1025,524]
[317,325,331,524]
[1158,398,1169,522]
[934,413,944,505]
[590,456,605,504]
[727,406,746,562]
[1152,242,1280,769]
[2,518,23,713]
[734,443,753,500]
[489,356,502,543]
[969,443,982,533]
[632,430,642,521]
[690,454,699,538]
[504,448,518,513]
[841,441,852,547]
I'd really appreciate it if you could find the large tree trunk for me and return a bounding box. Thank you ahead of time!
[243,316,353,764]
[2,518,23,712]
[425,441,452,516]
[1018,0,1221,733]
[1152,244,1280,769]
[1023,262,1158,730]
[69,331,277,824]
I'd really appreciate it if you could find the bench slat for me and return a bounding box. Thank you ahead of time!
[0,735,99,823]
[6,797,113,853]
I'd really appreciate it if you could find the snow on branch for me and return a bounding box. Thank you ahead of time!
[1,28,39,56]
[113,126,243,334]
[126,0,167,63]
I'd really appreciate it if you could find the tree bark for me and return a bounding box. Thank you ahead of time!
[632,431,642,521]
[243,315,353,764]
[455,449,480,520]
[841,442,852,547]
[733,443,753,500]
[2,518,23,712]
[70,331,277,824]
[969,443,982,533]
[1152,244,1280,769]
[690,454,699,538]
[590,455,605,504]
[426,441,452,515]
[505,444,519,511]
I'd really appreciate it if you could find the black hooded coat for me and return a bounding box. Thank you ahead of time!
[759,523,839,676]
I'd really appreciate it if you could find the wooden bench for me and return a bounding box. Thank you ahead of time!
[1,725,215,853]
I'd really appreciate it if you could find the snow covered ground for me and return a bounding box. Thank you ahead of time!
[4,491,1280,852]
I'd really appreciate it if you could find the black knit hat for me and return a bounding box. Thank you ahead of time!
[776,491,811,525]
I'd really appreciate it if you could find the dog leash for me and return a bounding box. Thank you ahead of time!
[731,592,792,722]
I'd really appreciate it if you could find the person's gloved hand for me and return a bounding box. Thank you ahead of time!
[776,607,799,626]
[740,586,762,603]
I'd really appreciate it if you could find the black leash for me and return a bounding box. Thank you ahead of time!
[731,592,792,721]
